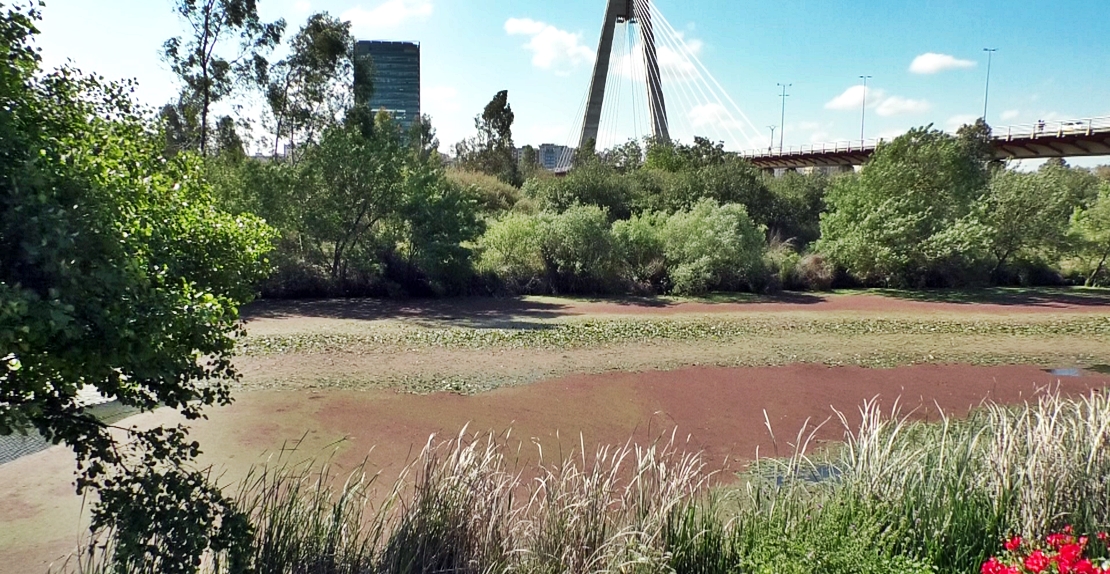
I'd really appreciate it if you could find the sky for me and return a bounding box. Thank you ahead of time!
[31,0,1110,164]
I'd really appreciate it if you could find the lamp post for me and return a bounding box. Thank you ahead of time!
[767,125,777,153]
[777,83,791,153]
[859,75,872,146]
[982,48,998,120]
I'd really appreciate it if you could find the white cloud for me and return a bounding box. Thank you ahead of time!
[616,32,705,82]
[688,103,744,130]
[293,0,311,14]
[946,114,981,131]
[809,131,830,143]
[825,85,884,110]
[826,85,929,117]
[505,18,593,74]
[1001,109,1021,121]
[909,52,976,74]
[798,121,822,131]
[876,96,931,117]
[342,0,433,32]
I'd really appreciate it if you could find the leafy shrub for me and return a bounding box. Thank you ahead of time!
[392,169,484,295]
[446,168,522,214]
[1,6,270,570]
[538,205,620,294]
[791,253,836,291]
[526,161,637,220]
[762,238,801,292]
[612,212,668,293]
[764,170,830,246]
[660,200,767,295]
[475,213,544,292]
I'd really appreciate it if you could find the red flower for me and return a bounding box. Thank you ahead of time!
[1098,532,1109,544]
[1025,550,1051,574]
[982,557,1005,574]
[1058,542,1085,565]
[1005,536,1024,552]
[1049,532,1077,550]
[1073,560,1098,574]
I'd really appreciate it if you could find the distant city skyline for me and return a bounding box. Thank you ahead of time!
[32,0,1110,166]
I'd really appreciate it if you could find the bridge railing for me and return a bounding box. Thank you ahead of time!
[740,116,1110,159]
[739,138,883,159]
[996,116,1110,141]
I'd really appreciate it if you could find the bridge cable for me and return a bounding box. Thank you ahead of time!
[643,0,733,149]
[641,0,743,149]
[646,3,763,147]
[638,0,720,148]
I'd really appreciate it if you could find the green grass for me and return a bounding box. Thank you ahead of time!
[69,392,1110,574]
[239,315,1110,355]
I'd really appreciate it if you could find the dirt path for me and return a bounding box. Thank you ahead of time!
[242,290,1110,334]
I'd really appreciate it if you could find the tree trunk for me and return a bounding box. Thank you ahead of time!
[1088,250,1109,287]
[991,249,1012,284]
[199,1,213,156]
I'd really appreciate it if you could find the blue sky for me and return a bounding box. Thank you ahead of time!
[33,0,1110,161]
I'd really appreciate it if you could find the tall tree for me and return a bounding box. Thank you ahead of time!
[455,90,520,186]
[266,12,363,159]
[159,91,202,156]
[818,126,992,286]
[301,110,405,283]
[163,0,285,155]
[409,113,441,161]
[2,5,273,570]
[978,169,1074,278]
[1071,184,1110,286]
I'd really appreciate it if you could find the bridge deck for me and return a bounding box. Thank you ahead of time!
[742,117,1110,169]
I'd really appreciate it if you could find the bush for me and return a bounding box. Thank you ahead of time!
[538,205,620,294]
[526,161,637,220]
[764,170,830,246]
[446,168,522,214]
[761,238,801,292]
[791,253,836,291]
[475,213,545,292]
[660,200,767,295]
[612,212,668,293]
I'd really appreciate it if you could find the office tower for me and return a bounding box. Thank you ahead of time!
[355,40,421,131]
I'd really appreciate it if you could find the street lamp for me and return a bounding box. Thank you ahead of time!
[859,75,872,146]
[767,125,777,153]
[777,83,791,153]
[983,48,998,120]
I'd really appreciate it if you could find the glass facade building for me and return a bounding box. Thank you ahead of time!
[355,41,421,131]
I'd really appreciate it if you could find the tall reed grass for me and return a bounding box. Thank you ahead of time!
[67,391,1110,574]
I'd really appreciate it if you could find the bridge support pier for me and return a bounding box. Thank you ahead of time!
[579,0,669,149]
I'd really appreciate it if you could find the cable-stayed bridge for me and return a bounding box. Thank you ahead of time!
[556,0,765,168]
[559,0,1109,171]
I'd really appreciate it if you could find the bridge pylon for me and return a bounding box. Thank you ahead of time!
[579,0,669,149]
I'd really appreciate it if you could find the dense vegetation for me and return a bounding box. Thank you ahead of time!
[207,97,1110,297]
[74,392,1110,574]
